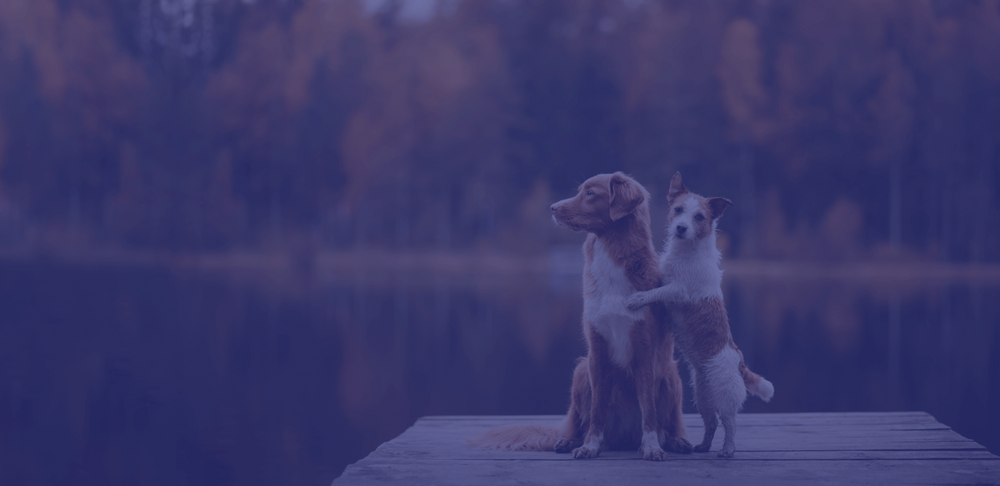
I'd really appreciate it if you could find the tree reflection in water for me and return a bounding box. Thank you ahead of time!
[0,260,996,484]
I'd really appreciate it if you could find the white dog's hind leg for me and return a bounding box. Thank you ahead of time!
[718,411,737,458]
[703,347,745,458]
[695,412,718,453]
[693,377,718,453]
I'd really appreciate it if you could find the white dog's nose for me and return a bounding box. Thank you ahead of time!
[676,225,687,235]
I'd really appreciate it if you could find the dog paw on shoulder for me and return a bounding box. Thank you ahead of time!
[625,293,650,310]
[572,446,599,459]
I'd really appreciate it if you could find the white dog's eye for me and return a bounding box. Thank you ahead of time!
[694,213,705,221]
[674,207,683,214]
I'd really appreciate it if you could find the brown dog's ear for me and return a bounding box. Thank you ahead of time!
[707,197,733,220]
[667,172,688,204]
[609,173,644,221]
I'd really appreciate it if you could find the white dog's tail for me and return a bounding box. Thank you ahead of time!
[740,365,774,402]
[467,417,570,451]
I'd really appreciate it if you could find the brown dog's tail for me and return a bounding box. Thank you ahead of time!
[466,417,570,451]
[739,363,774,402]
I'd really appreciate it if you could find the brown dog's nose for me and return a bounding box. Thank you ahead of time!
[550,204,557,212]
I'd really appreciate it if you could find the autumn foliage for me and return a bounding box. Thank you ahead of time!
[0,0,998,261]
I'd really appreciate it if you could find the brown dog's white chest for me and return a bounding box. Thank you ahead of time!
[584,240,645,368]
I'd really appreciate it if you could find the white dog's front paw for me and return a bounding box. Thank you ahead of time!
[625,292,651,310]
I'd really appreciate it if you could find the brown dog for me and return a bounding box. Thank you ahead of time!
[552,172,691,460]
[468,172,690,460]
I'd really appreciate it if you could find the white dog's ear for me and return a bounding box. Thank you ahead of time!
[667,172,688,205]
[707,197,733,220]
[609,173,644,221]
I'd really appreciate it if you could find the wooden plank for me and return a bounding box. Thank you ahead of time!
[369,448,1000,461]
[422,411,938,421]
[378,416,984,455]
[411,417,952,432]
[381,429,984,451]
[420,412,941,426]
[333,413,1000,486]
[338,459,1000,485]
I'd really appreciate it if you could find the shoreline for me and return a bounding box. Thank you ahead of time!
[2,247,1000,283]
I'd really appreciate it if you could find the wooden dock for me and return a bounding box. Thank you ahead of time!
[333,412,1000,485]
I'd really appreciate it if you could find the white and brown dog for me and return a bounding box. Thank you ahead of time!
[626,172,773,458]
[469,172,691,460]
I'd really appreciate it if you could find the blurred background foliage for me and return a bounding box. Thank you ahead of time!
[0,0,997,262]
[1,3,999,482]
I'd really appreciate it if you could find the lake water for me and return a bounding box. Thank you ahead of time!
[0,259,997,485]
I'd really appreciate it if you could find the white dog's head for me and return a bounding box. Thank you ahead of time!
[664,172,732,245]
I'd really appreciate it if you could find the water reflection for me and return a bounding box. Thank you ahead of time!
[0,260,996,485]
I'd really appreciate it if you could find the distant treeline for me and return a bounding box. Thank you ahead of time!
[0,0,997,261]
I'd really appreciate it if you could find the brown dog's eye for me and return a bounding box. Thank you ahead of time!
[694,213,705,221]
[674,207,683,214]
[586,191,593,196]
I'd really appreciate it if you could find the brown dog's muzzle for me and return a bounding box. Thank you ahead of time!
[550,197,577,230]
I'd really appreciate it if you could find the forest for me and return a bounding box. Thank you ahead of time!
[0,0,997,262]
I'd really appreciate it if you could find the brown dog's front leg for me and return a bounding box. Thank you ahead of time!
[655,321,693,454]
[573,336,610,459]
[633,326,668,461]
[557,360,590,453]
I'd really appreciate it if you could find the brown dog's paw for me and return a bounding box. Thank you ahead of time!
[717,447,735,458]
[693,442,711,453]
[642,448,668,461]
[663,436,693,454]
[554,438,580,454]
[572,445,599,459]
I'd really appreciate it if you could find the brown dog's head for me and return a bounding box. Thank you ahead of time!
[664,172,732,244]
[550,172,650,234]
